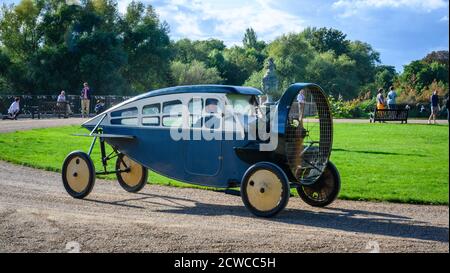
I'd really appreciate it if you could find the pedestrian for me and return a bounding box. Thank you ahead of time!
[445,95,449,122]
[94,99,105,115]
[80,82,91,118]
[428,90,440,125]
[57,90,72,117]
[297,89,305,121]
[387,86,397,109]
[376,88,386,110]
[2,97,20,120]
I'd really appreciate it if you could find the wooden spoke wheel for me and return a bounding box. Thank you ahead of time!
[241,162,290,218]
[62,151,95,199]
[297,161,340,207]
[116,154,148,193]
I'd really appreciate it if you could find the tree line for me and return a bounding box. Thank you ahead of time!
[0,0,448,103]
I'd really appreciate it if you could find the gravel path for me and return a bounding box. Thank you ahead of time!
[0,161,448,253]
[0,118,87,133]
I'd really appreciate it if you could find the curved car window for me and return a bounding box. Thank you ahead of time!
[111,107,138,126]
[143,104,160,115]
[162,100,182,127]
[163,100,182,115]
[162,116,182,127]
[226,94,257,116]
[111,107,138,118]
[142,117,159,126]
[111,117,138,125]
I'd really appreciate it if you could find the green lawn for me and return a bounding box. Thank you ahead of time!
[0,123,448,204]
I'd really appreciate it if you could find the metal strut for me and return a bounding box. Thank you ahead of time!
[86,113,131,176]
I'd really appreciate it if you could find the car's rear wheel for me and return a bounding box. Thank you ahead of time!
[241,162,290,217]
[116,154,148,193]
[297,161,340,207]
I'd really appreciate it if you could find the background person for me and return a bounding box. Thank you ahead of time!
[57,90,72,116]
[94,99,105,115]
[428,90,440,124]
[376,88,386,110]
[387,86,397,109]
[2,97,20,120]
[80,82,91,118]
[446,95,449,122]
[297,89,305,122]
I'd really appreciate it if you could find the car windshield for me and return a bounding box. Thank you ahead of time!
[226,94,258,116]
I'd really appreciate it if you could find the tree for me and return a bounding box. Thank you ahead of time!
[347,41,380,85]
[423,50,449,65]
[120,0,172,93]
[305,51,359,98]
[0,0,44,92]
[401,60,449,91]
[243,69,265,90]
[303,27,350,56]
[223,46,259,85]
[243,28,258,49]
[266,33,314,90]
[172,38,225,64]
[374,65,397,91]
[170,60,223,85]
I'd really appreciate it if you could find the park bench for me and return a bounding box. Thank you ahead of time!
[369,108,409,124]
[33,102,70,119]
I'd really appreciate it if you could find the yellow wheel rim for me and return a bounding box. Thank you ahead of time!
[66,156,90,193]
[119,156,143,187]
[246,170,283,211]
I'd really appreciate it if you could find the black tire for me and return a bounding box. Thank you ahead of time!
[116,154,148,193]
[297,161,340,207]
[241,162,290,218]
[62,151,96,199]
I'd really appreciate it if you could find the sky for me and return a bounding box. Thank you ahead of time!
[2,0,449,72]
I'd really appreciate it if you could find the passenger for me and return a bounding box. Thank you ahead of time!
[204,99,220,129]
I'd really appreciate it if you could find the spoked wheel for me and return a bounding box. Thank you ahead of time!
[116,154,148,193]
[241,162,290,218]
[62,151,96,199]
[297,161,340,207]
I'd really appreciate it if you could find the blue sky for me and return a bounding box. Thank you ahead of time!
[2,0,449,72]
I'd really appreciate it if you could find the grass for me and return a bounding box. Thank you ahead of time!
[0,123,448,205]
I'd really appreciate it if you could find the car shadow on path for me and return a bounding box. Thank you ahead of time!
[87,191,449,243]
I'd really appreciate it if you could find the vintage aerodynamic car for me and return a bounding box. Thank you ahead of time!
[62,83,340,217]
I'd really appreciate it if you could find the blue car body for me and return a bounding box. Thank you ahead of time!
[82,83,332,188]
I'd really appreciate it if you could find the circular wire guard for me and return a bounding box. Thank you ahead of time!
[284,87,333,185]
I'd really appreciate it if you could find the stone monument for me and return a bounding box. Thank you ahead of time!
[261,58,278,103]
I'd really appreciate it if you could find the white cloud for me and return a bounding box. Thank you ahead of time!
[152,0,306,45]
[440,15,449,22]
[332,0,448,17]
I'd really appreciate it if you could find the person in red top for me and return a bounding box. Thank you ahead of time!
[80,82,91,118]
